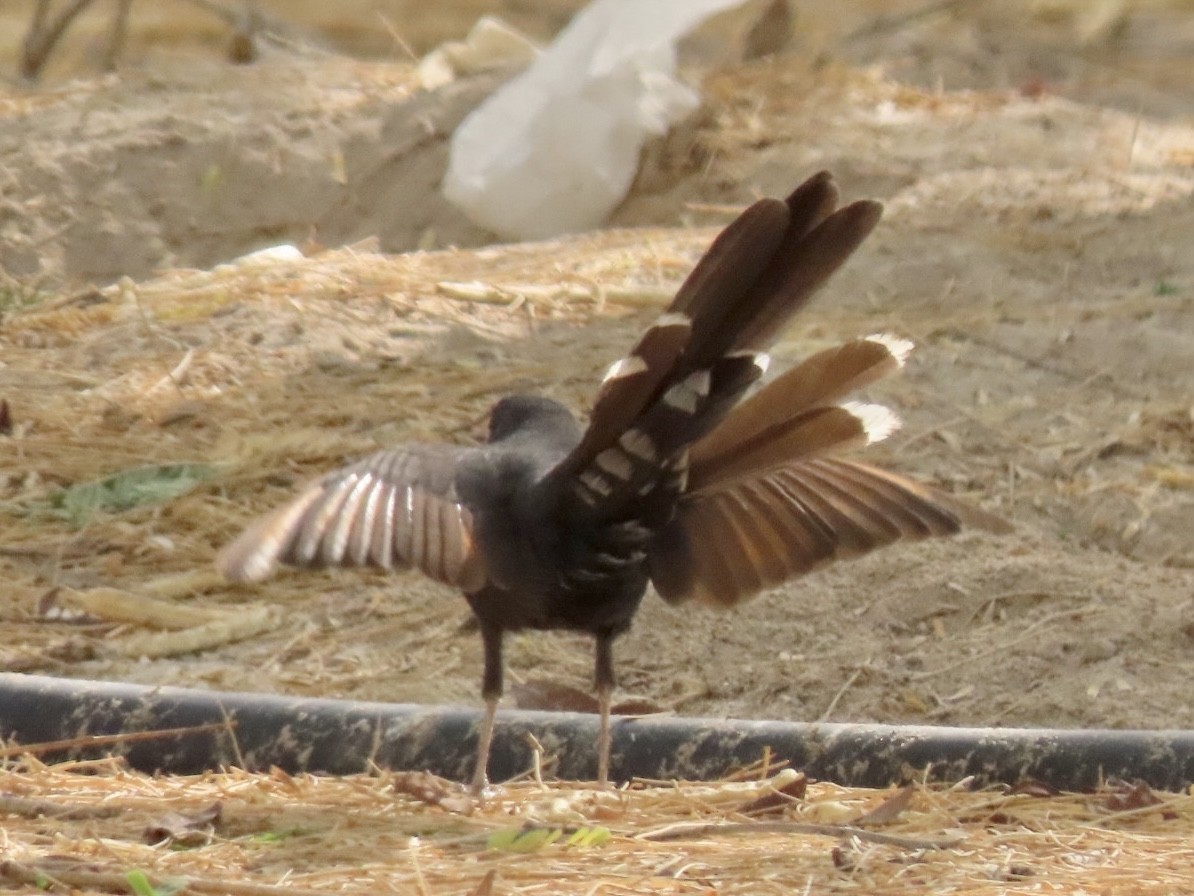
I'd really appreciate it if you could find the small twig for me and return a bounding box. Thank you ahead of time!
[961,589,1053,627]
[524,732,546,788]
[366,715,384,772]
[639,820,963,850]
[909,606,1095,682]
[819,665,865,722]
[409,839,433,896]
[0,859,332,896]
[102,0,134,70]
[20,0,99,81]
[147,346,196,395]
[0,720,235,759]
[217,700,246,769]
[375,10,420,63]
[719,751,791,784]
[436,280,523,306]
[27,0,52,40]
[59,585,228,629]
[114,605,277,658]
[842,0,973,45]
[0,793,122,820]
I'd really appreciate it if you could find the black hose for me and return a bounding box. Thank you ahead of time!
[3,672,1193,791]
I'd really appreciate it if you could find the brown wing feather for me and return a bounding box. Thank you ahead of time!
[689,493,765,602]
[790,459,958,539]
[651,457,1005,607]
[218,445,485,593]
[815,458,1013,535]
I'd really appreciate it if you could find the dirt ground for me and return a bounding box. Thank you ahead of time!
[2,0,1194,753]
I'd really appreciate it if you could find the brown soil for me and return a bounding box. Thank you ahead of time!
[2,0,1194,748]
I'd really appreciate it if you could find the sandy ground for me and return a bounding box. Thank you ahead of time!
[2,0,1194,752]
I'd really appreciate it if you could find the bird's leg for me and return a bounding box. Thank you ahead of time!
[472,697,498,796]
[594,631,616,789]
[471,619,504,796]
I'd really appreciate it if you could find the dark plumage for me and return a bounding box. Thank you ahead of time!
[218,172,1008,793]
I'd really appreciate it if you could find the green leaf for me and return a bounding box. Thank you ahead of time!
[486,827,521,851]
[202,163,224,193]
[565,825,612,847]
[124,870,185,896]
[487,824,610,853]
[486,826,563,853]
[49,463,217,526]
[0,281,46,315]
[125,870,158,896]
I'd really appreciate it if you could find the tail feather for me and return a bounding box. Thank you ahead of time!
[672,173,839,358]
[690,334,912,484]
[651,476,841,605]
[816,460,1013,536]
[551,172,881,522]
[668,197,792,318]
[721,199,883,358]
[552,194,793,483]
[688,402,898,492]
[571,351,768,514]
[779,170,845,250]
[561,313,691,480]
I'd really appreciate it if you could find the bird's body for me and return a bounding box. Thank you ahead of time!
[455,397,648,643]
[219,172,1008,793]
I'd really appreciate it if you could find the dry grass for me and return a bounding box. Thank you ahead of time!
[12,225,1189,896]
[0,230,717,673]
[1,757,1193,895]
[2,34,1193,893]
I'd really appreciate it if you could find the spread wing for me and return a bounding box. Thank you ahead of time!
[649,456,1009,607]
[217,444,486,593]
[648,335,1010,607]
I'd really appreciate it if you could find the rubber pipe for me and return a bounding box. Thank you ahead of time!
[2,673,1193,791]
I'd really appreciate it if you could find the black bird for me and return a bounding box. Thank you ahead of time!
[218,172,1008,793]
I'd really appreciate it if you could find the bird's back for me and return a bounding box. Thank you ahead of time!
[457,394,654,636]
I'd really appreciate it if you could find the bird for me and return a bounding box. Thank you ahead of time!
[217,171,1008,794]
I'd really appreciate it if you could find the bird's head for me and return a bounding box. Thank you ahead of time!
[486,394,577,444]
